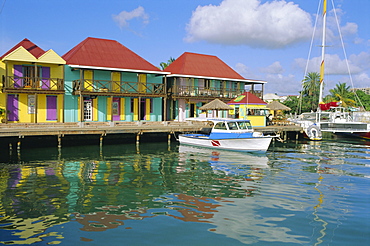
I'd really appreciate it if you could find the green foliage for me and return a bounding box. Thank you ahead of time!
[351,90,370,110]
[284,78,370,113]
[282,96,300,114]
[160,57,175,70]
[301,72,321,112]
[325,82,356,108]
[0,108,5,116]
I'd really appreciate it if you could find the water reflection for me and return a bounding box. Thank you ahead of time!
[0,140,369,245]
[0,143,272,244]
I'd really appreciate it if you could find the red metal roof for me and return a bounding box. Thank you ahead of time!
[0,38,46,59]
[228,92,267,105]
[62,37,161,72]
[164,52,245,80]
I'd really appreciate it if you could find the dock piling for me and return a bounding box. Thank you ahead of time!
[136,133,140,146]
[58,135,62,149]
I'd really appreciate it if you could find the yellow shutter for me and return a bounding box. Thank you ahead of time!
[107,97,112,121]
[133,98,138,121]
[93,98,98,121]
[84,70,93,91]
[121,98,125,120]
[146,98,151,121]
[138,74,146,93]
[112,72,120,92]
[78,97,81,121]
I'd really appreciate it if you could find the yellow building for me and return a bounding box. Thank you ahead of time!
[228,92,268,127]
[0,38,65,123]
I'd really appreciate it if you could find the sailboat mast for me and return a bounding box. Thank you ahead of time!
[319,0,327,105]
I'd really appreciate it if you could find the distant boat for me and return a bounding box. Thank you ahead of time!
[178,118,277,153]
[290,0,370,140]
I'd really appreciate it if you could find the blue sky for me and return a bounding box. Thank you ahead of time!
[0,0,369,96]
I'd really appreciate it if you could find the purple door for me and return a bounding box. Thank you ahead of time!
[112,98,120,121]
[14,65,23,88]
[47,95,57,121]
[7,94,18,121]
[42,67,50,89]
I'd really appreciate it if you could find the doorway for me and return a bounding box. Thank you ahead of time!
[112,97,120,121]
[7,94,19,121]
[189,103,196,118]
[84,99,93,121]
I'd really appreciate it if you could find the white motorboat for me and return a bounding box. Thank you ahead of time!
[178,119,276,153]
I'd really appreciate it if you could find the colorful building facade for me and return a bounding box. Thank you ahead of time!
[1,38,268,124]
[164,52,266,121]
[228,92,269,127]
[0,39,66,123]
[62,37,168,122]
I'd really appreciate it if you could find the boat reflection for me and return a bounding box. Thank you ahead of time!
[179,145,269,177]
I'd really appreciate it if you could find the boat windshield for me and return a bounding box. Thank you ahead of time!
[225,121,252,130]
[237,121,252,130]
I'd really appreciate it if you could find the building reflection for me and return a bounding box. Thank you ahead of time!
[0,144,270,244]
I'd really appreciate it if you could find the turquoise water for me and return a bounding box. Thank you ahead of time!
[0,139,369,245]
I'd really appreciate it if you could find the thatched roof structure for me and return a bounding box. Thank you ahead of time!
[267,101,291,111]
[200,99,233,110]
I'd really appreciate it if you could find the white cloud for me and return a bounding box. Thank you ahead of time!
[264,73,300,95]
[235,62,256,78]
[323,8,358,43]
[112,6,149,29]
[352,73,370,87]
[185,0,313,49]
[349,52,370,71]
[260,61,284,74]
[236,62,300,95]
[294,53,364,76]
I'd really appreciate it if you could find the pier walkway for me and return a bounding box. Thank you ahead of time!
[0,121,211,138]
[0,121,303,149]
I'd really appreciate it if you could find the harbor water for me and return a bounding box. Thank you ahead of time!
[0,138,369,245]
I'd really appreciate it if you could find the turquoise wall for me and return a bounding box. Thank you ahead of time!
[64,66,79,122]
[98,96,107,122]
[63,66,164,122]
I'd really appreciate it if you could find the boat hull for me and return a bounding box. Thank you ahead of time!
[179,134,273,152]
[333,131,370,139]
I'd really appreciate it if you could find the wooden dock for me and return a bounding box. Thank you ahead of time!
[0,121,211,137]
[0,121,303,149]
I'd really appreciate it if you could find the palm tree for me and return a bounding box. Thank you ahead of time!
[326,82,356,108]
[301,72,321,111]
[160,57,175,70]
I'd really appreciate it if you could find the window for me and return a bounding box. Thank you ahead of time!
[23,65,37,87]
[205,79,211,89]
[214,122,227,130]
[238,121,252,130]
[130,98,135,113]
[227,122,238,130]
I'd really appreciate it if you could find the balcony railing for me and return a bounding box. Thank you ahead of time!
[169,86,262,99]
[72,79,165,96]
[2,76,64,91]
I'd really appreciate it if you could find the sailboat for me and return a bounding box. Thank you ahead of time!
[291,0,370,140]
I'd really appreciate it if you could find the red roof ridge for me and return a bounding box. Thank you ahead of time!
[62,37,161,72]
[164,52,245,80]
[0,38,46,59]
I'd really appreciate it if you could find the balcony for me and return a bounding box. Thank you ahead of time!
[168,86,262,99]
[2,76,64,93]
[72,79,165,97]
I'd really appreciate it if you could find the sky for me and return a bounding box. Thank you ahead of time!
[0,0,369,96]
